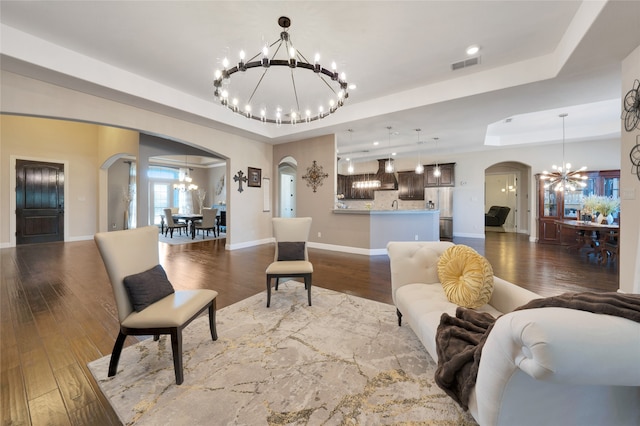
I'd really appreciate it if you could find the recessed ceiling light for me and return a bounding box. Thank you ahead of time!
[349,84,357,90]
[466,45,480,55]
[373,141,379,146]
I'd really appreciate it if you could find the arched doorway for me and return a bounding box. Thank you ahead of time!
[278,156,297,218]
[485,161,531,235]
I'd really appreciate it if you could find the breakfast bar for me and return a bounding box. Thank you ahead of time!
[332,209,440,253]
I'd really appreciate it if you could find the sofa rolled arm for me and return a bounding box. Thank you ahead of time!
[486,307,640,386]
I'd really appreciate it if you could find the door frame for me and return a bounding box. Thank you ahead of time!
[9,155,70,247]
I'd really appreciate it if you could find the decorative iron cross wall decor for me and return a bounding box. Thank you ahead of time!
[233,170,248,192]
[301,160,329,193]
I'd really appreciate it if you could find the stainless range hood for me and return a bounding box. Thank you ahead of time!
[375,159,398,190]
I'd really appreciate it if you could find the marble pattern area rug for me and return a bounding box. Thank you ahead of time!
[88,282,477,425]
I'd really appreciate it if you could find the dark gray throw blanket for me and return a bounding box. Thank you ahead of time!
[434,291,640,410]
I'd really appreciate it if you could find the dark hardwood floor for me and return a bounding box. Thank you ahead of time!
[1,231,618,425]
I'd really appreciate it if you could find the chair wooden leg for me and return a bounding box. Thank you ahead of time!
[170,328,183,385]
[208,300,218,341]
[153,335,160,341]
[275,277,280,291]
[305,274,312,306]
[266,275,272,308]
[108,331,127,377]
[397,309,403,326]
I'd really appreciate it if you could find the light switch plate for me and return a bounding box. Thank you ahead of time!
[622,189,636,200]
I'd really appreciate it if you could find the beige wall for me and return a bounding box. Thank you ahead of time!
[1,115,100,243]
[273,135,386,252]
[620,44,640,294]
[0,71,272,248]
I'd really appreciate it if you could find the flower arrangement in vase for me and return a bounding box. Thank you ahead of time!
[581,195,620,224]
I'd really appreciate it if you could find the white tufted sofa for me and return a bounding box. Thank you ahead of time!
[387,241,640,426]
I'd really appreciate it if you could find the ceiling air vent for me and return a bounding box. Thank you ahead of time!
[451,56,481,71]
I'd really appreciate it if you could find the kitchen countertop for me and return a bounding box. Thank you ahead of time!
[332,209,439,215]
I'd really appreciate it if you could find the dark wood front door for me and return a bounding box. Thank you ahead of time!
[16,160,65,244]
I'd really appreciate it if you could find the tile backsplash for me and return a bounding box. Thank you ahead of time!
[340,190,426,210]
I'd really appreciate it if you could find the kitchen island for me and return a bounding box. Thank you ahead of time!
[328,209,440,254]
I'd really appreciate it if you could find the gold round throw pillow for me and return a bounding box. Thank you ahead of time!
[437,245,494,308]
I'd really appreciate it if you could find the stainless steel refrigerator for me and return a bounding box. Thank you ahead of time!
[425,187,454,240]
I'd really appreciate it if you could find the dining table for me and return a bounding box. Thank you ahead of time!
[173,213,202,239]
[554,219,619,258]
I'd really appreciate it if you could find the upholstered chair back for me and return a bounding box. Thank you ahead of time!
[272,217,312,262]
[387,241,455,305]
[164,208,179,226]
[95,226,160,323]
[201,208,218,227]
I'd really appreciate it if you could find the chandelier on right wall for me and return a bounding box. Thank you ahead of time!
[540,113,588,192]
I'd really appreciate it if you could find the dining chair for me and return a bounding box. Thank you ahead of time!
[600,229,619,264]
[195,208,218,238]
[163,208,187,238]
[94,226,218,385]
[265,217,313,307]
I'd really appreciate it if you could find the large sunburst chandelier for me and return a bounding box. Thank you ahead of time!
[213,16,350,125]
[540,113,587,192]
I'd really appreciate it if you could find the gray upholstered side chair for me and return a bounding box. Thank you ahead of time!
[94,226,218,385]
[194,208,218,239]
[163,208,187,238]
[265,217,313,307]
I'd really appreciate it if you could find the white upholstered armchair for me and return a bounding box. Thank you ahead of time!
[95,226,218,385]
[265,217,313,307]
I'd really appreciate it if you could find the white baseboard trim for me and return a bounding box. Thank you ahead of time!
[226,238,388,256]
[308,241,387,256]
[454,232,485,239]
[0,234,93,248]
[227,237,273,251]
[68,235,93,242]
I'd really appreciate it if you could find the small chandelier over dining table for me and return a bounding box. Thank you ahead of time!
[540,113,587,192]
[174,156,198,192]
[212,16,350,125]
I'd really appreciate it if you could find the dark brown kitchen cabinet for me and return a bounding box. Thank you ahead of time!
[398,171,425,200]
[424,163,455,187]
[337,174,374,199]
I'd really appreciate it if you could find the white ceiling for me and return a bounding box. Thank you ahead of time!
[1,1,639,163]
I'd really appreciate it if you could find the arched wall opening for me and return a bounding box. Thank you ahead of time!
[278,156,297,218]
[484,161,531,235]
